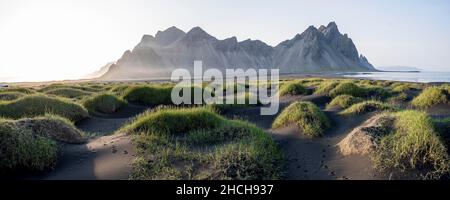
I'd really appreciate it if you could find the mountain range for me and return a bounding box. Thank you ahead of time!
[99,22,375,80]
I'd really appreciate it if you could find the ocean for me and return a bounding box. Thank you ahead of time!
[340,71,450,83]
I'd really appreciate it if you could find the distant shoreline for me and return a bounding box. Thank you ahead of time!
[3,70,450,87]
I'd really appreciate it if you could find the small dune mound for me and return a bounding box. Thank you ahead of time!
[340,100,396,116]
[82,93,127,114]
[123,107,223,135]
[38,84,100,93]
[0,92,25,101]
[278,81,307,96]
[329,82,365,97]
[338,114,394,156]
[123,107,282,180]
[123,85,173,105]
[0,87,35,94]
[44,88,93,99]
[16,115,86,144]
[374,110,449,179]
[412,86,449,109]
[109,85,131,96]
[0,94,88,122]
[314,81,339,95]
[0,119,58,174]
[329,82,390,99]
[326,95,363,110]
[272,101,330,137]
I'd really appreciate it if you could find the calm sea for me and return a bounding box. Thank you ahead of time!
[340,71,450,83]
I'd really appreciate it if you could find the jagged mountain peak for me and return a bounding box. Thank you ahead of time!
[183,26,216,41]
[100,22,375,80]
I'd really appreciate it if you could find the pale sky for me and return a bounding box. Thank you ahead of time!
[0,0,449,82]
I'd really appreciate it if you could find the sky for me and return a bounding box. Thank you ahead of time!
[0,0,449,82]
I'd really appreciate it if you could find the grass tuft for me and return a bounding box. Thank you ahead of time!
[82,93,127,114]
[373,110,449,179]
[0,94,88,122]
[412,86,449,109]
[0,119,57,174]
[272,101,330,137]
[340,100,396,116]
[326,95,363,109]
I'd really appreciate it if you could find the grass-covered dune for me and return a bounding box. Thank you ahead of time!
[373,110,449,179]
[0,92,25,101]
[326,95,363,109]
[123,85,173,105]
[44,88,93,99]
[340,100,396,116]
[37,83,101,93]
[0,94,88,122]
[0,87,35,94]
[0,118,58,174]
[412,86,449,109]
[82,93,127,114]
[121,107,282,180]
[278,81,307,96]
[272,101,330,137]
[16,115,86,144]
[329,82,390,99]
[0,115,86,175]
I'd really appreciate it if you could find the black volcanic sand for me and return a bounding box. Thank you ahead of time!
[22,104,150,180]
[21,94,450,180]
[223,95,385,180]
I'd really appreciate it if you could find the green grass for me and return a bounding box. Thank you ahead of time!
[0,92,25,101]
[328,82,390,99]
[0,118,57,174]
[373,110,449,179]
[272,101,330,137]
[16,114,86,144]
[38,84,100,93]
[326,95,363,109]
[44,88,93,99]
[340,100,396,116]
[329,82,366,97]
[122,106,223,135]
[412,86,449,109]
[123,85,173,105]
[122,107,282,180]
[314,81,339,95]
[0,94,88,122]
[278,81,307,96]
[0,87,35,94]
[82,93,127,114]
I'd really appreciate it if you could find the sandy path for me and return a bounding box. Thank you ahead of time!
[23,104,149,180]
[224,95,384,180]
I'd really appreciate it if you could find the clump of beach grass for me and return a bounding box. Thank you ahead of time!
[412,86,449,109]
[122,107,282,180]
[314,81,339,95]
[0,94,88,122]
[340,100,396,116]
[326,95,363,109]
[44,88,93,99]
[272,101,330,137]
[82,93,127,114]
[123,85,173,105]
[0,118,58,174]
[278,81,307,96]
[0,92,25,101]
[0,87,35,94]
[373,110,449,179]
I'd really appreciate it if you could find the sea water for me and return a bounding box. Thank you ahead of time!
[340,71,450,83]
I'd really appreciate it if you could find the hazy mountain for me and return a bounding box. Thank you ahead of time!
[100,22,374,80]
